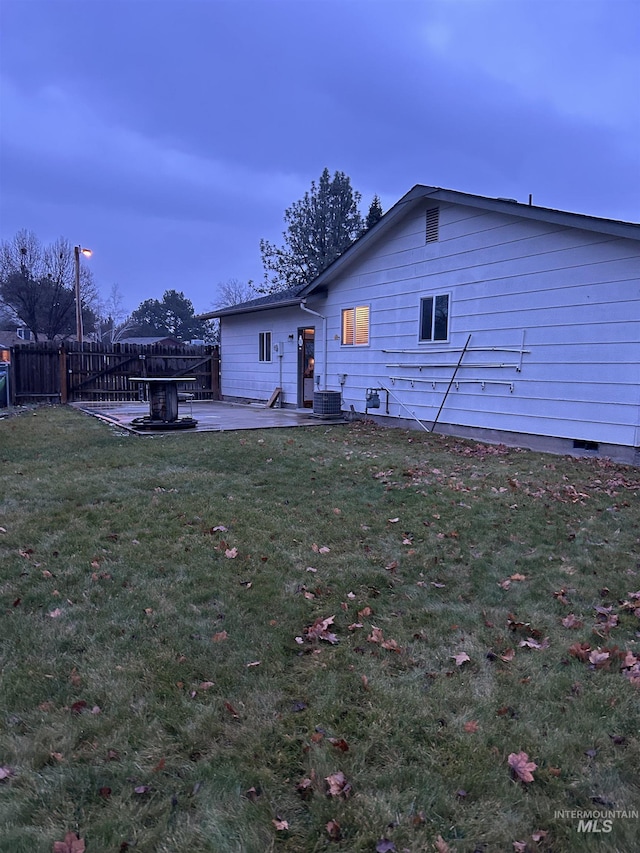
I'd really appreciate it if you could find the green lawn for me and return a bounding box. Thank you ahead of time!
[1,406,639,852]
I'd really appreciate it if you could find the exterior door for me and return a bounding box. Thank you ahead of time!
[297,327,315,408]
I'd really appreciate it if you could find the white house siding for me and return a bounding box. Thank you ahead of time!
[312,203,640,448]
[220,306,320,406]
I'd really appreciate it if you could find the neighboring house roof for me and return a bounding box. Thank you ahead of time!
[0,331,36,347]
[199,185,640,320]
[117,336,183,346]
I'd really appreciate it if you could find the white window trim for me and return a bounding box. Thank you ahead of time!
[418,292,451,344]
[341,305,370,347]
[258,330,272,362]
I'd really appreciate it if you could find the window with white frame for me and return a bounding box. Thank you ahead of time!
[419,294,449,341]
[341,306,369,346]
[258,331,272,362]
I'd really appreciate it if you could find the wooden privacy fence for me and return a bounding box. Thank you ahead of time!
[8,341,220,404]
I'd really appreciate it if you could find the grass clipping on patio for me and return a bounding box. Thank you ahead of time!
[0,406,639,853]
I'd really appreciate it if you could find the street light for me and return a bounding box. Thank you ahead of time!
[74,245,92,342]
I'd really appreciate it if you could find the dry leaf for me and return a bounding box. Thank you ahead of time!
[531,830,548,842]
[368,626,384,644]
[512,843,527,853]
[463,720,479,733]
[48,608,63,618]
[246,660,261,667]
[325,771,352,798]
[519,637,549,650]
[304,615,338,644]
[326,820,342,840]
[453,652,470,666]
[508,751,537,783]
[212,631,228,642]
[561,614,583,629]
[328,737,349,752]
[0,766,15,781]
[225,547,238,558]
[272,818,289,831]
[434,836,451,853]
[53,832,85,853]
[588,649,610,667]
[381,638,402,653]
[500,648,516,662]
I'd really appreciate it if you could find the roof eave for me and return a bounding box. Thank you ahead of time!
[198,297,305,320]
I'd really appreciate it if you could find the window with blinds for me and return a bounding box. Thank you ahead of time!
[426,207,440,243]
[341,306,369,346]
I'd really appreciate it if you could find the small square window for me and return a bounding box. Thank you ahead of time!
[259,331,272,362]
[420,294,449,341]
[341,306,369,346]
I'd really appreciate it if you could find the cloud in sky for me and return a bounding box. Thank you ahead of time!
[1,0,638,314]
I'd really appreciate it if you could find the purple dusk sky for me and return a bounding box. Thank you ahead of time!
[1,0,638,316]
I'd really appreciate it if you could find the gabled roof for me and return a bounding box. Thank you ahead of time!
[302,185,640,296]
[198,185,640,319]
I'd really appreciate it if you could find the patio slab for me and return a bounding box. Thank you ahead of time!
[72,400,346,433]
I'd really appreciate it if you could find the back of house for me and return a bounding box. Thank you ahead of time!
[203,186,640,463]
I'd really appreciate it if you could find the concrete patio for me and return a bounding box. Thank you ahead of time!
[72,399,346,433]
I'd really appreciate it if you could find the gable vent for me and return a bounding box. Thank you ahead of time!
[426,207,439,243]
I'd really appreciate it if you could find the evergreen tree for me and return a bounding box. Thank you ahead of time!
[259,168,364,293]
[129,289,210,341]
[365,194,384,230]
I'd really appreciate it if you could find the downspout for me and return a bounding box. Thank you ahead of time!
[299,301,327,390]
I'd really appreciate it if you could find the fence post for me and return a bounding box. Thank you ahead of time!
[59,344,68,404]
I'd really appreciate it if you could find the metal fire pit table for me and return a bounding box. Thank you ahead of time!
[129,377,198,430]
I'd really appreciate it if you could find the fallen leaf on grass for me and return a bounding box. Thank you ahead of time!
[500,648,516,662]
[246,660,261,667]
[224,701,240,718]
[531,830,548,842]
[134,785,150,794]
[48,608,63,618]
[452,652,470,666]
[434,836,451,853]
[296,776,315,800]
[304,615,338,644]
[325,771,352,798]
[508,751,537,783]
[199,681,215,690]
[53,832,85,853]
[312,544,331,554]
[561,614,583,629]
[225,547,238,559]
[588,649,610,667]
[463,720,479,733]
[368,626,384,643]
[568,641,592,662]
[328,737,349,752]
[212,631,228,642]
[326,820,342,840]
[512,843,527,853]
[519,637,550,650]
[272,818,289,831]
[376,840,396,853]
[0,766,15,781]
